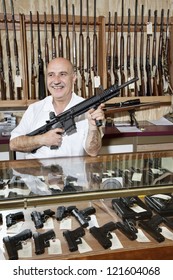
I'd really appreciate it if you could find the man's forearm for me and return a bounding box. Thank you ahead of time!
[85,127,102,156]
[10,135,43,152]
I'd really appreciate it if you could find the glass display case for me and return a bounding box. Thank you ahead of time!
[0,150,173,209]
[0,150,173,260]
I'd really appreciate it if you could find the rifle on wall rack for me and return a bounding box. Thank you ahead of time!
[44,12,49,67]
[65,0,70,60]
[106,12,112,88]
[113,12,119,86]
[126,8,131,96]
[30,11,37,99]
[152,10,159,96]
[79,0,86,98]
[120,0,125,97]
[92,0,100,94]
[86,0,93,97]
[72,4,78,94]
[10,0,22,100]
[139,4,145,96]
[133,0,139,97]
[145,9,152,96]
[2,0,15,100]
[58,0,63,57]
[51,5,57,59]
[37,11,46,100]
[0,29,6,100]
[157,9,164,96]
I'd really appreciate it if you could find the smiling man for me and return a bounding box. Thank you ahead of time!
[10,57,105,159]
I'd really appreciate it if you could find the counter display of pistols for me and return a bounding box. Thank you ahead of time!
[1,195,173,260]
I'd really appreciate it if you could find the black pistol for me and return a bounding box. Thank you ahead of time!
[89,221,117,249]
[138,215,165,243]
[71,206,96,228]
[31,209,55,229]
[63,226,85,252]
[33,229,56,255]
[56,205,76,221]
[6,211,24,228]
[3,229,32,260]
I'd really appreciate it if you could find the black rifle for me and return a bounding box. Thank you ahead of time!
[37,11,46,100]
[72,4,78,94]
[33,229,56,254]
[145,9,152,96]
[3,229,32,260]
[51,6,56,59]
[138,215,165,243]
[44,12,49,67]
[133,0,139,96]
[30,11,37,99]
[10,0,22,100]
[113,12,119,86]
[107,12,112,88]
[157,9,164,96]
[31,209,55,229]
[86,0,93,97]
[120,0,125,97]
[27,78,138,141]
[139,5,145,96]
[6,211,24,228]
[152,10,158,96]
[2,0,15,100]
[65,0,70,60]
[89,221,117,249]
[126,8,131,96]
[0,29,6,100]
[56,205,76,221]
[63,226,85,252]
[71,206,96,228]
[104,98,140,109]
[58,0,63,57]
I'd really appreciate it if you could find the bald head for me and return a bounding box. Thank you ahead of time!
[47,57,74,74]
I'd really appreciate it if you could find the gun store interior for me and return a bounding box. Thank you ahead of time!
[1,0,173,260]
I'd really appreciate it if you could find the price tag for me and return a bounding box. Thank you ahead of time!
[146,22,153,35]
[94,76,100,88]
[15,75,22,87]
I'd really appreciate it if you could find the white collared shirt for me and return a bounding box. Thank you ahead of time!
[10,93,89,159]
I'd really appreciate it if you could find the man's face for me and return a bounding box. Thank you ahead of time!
[47,59,76,101]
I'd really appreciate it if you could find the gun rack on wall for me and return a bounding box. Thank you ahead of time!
[0,5,173,108]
